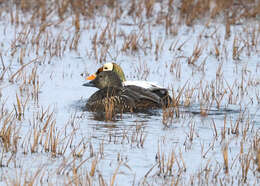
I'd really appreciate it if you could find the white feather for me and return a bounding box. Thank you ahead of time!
[123,80,163,89]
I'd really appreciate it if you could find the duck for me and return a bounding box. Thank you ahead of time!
[86,62,172,106]
[83,71,168,113]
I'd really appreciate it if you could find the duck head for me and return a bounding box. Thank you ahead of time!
[83,71,123,89]
[86,62,126,82]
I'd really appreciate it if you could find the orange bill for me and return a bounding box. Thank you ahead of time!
[86,73,97,80]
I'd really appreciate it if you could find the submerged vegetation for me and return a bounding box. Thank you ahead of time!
[0,0,259,185]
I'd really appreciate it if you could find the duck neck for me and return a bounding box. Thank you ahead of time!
[113,63,126,82]
[108,81,122,88]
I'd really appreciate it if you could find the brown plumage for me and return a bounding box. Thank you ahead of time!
[83,71,170,113]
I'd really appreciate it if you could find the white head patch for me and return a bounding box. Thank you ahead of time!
[103,63,113,71]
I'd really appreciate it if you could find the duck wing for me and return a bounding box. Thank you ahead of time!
[148,87,172,106]
[123,82,172,106]
[123,85,164,110]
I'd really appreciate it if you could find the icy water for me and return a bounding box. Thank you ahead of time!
[0,1,260,185]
